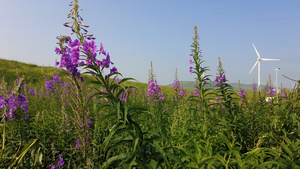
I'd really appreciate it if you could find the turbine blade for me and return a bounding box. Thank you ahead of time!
[260,58,280,61]
[252,43,261,58]
[249,61,258,74]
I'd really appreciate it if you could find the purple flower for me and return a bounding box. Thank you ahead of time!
[173,80,186,98]
[110,67,117,74]
[45,79,54,92]
[69,38,81,65]
[221,105,225,109]
[87,119,92,125]
[147,80,165,102]
[53,74,61,82]
[25,114,29,119]
[215,75,226,86]
[64,82,69,88]
[8,95,18,119]
[179,89,186,96]
[76,138,82,149]
[28,88,35,96]
[173,80,180,89]
[18,95,28,111]
[58,154,64,168]
[132,88,136,93]
[189,59,193,65]
[189,67,193,72]
[49,165,56,169]
[100,42,106,55]
[55,47,62,54]
[104,53,112,68]
[1,94,28,120]
[267,87,275,96]
[56,45,80,78]
[194,89,200,96]
[0,96,5,109]
[239,89,247,98]
[252,85,257,90]
[83,40,97,57]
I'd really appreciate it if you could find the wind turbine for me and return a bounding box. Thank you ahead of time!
[273,68,280,94]
[249,44,280,90]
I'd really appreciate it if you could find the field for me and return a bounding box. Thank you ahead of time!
[1,1,299,168]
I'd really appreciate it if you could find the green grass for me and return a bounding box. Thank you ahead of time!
[0,58,299,168]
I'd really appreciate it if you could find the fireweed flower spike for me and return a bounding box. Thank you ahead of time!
[173,80,186,100]
[83,40,97,66]
[0,94,28,120]
[110,67,118,74]
[239,89,247,98]
[215,75,226,86]
[267,87,275,96]
[58,154,64,168]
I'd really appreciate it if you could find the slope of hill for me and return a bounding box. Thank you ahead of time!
[165,81,266,91]
[0,58,71,86]
[0,58,178,94]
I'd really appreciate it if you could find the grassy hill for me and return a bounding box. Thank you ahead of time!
[0,58,71,86]
[0,58,271,96]
[165,80,265,91]
[0,58,180,95]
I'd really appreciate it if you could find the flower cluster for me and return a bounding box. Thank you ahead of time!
[28,88,36,96]
[147,80,165,102]
[191,89,200,96]
[239,89,247,98]
[45,74,70,95]
[0,94,28,120]
[55,37,117,78]
[267,87,275,96]
[215,75,226,86]
[75,136,88,150]
[45,78,55,92]
[49,154,64,169]
[173,80,186,95]
[173,80,186,101]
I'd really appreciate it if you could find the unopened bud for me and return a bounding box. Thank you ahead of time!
[82,28,88,32]
[63,22,70,27]
[80,24,89,28]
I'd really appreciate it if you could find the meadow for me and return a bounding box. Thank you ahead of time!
[0,0,299,168]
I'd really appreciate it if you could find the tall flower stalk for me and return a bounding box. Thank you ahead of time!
[54,1,178,167]
[173,68,186,102]
[189,25,212,112]
[215,57,237,112]
[147,61,165,102]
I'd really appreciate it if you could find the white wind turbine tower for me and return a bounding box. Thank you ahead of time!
[273,68,280,94]
[249,44,280,90]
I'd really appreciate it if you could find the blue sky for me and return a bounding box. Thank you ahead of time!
[1,0,299,88]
